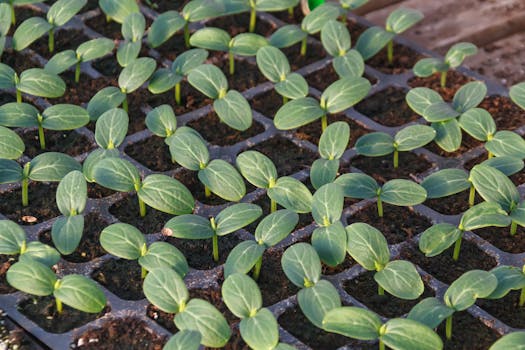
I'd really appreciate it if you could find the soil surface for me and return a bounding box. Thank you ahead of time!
[19,129,93,158]
[425,133,483,159]
[209,55,267,92]
[205,13,275,37]
[92,259,144,300]
[437,311,500,350]
[0,183,60,225]
[52,75,115,106]
[424,190,482,216]
[408,71,474,100]
[109,194,172,234]
[296,114,371,147]
[477,290,525,329]
[473,225,525,254]
[0,255,17,294]
[479,95,525,131]
[86,182,117,199]
[305,64,378,91]
[32,29,90,60]
[366,44,422,75]
[281,43,327,71]
[125,136,174,172]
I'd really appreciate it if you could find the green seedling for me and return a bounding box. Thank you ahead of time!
[86,86,127,121]
[406,81,487,152]
[346,222,424,299]
[224,209,299,279]
[0,219,60,267]
[117,12,146,67]
[117,57,157,112]
[510,81,525,111]
[0,63,65,102]
[485,265,525,307]
[256,46,308,103]
[99,0,138,23]
[190,27,267,75]
[6,258,106,314]
[148,49,208,105]
[489,332,525,350]
[163,330,202,350]
[334,173,427,217]
[355,7,423,63]
[1,0,48,25]
[355,125,436,168]
[145,104,178,140]
[0,3,11,58]
[100,223,188,278]
[45,38,114,83]
[336,0,368,23]
[163,203,262,262]
[0,152,81,206]
[0,125,25,160]
[274,76,370,132]
[187,64,252,130]
[225,0,299,32]
[413,42,477,87]
[419,202,511,261]
[93,157,194,217]
[13,0,86,52]
[144,267,231,348]
[0,102,89,149]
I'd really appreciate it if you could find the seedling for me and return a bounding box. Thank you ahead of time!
[224,0,299,32]
[224,209,299,279]
[13,0,86,52]
[117,13,146,67]
[256,46,309,103]
[190,27,267,75]
[163,203,262,262]
[406,81,487,152]
[336,0,368,23]
[148,49,208,105]
[0,125,24,160]
[490,332,525,350]
[0,219,60,267]
[413,42,477,87]
[419,202,511,261]
[0,102,89,149]
[0,64,65,102]
[355,125,436,168]
[1,0,47,25]
[99,0,138,23]
[355,7,423,63]
[510,81,525,111]
[187,64,252,130]
[100,223,189,278]
[0,3,10,57]
[45,38,114,83]
[334,173,427,217]
[274,76,370,132]
[143,267,231,348]
[0,152,81,206]
[6,258,106,314]
[485,265,525,307]
[163,330,201,350]
[86,87,127,121]
[145,104,178,140]
[117,57,157,112]
[346,222,424,299]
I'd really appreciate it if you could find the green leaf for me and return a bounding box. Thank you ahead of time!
[18,69,65,98]
[355,26,395,60]
[21,241,60,267]
[481,156,524,176]
[164,215,214,240]
[188,64,228,99]
[460,202,511,231]
[407,297,454,329]
[28,152,81,182]
[166,129,209,171]
[298,279,341,328]
[395,125,436,151]
[139,242,189,277]
[268,24,306,48]
[148,68,181,94]
[470,165,520,212]
[452,81,487,113]
[432,119,462,152]
[143,267,189,313]
[13,17,51,51]
[321,77,371,114]
[0,4,10,35]
[223,240,264,277]
[485,130,525,159]
[380,179,427,206]
[510,82,525,111]
[413,58,442,77]
[77,38,114,62]
[236,150,277,189]
[486,266,525,299]
[334,173,378,199]
[95,108,128,149]
[56,170,86,216]
[119,57,156,93]
[87,87,126,121]
[333,50,365,78]
[231,33,268,56]
[490,332,525,350]
[511,201,525,227]
[385,8,423,34]
[254,0,298,11]
[319,121,350,160]
[0,102,38,127]
[340,0,369,9]
[274,97,325,130]
[174,299,231,348]
[117,40,141,67]
[163,330,202,350]
[419,223,462,257]
[99,0,139,23]
[122,12,145,42]
[198,159,246,202]
[421,169,470,198]
[281,243,321,288]
[182,0,224,22]
[41,104,89,130]
[0,159,23,184]
[54,274,106,313]
[275,73,309,99]
[215,203,262,236]
[214,90,253,131]
[444,270,498,311]
[375,260,423,300]
[322,306,381,340]
[0,63,15,89]
[267,176,313,213]
[345,223,390,271]
[147,11,185,48]
[6,259,56,296]
[172,49,209,76]
[93,157,140,192]
[445,42,477,68]
[312,222,347,267]
[301,4,340,34]
[0,220,26,255]
[312,183,343,226]
[405,88,443,116]
[255,209,298,247]
[100,223,145,260]
[310,158,339,190]
[458,108,495,141]
[47,0,86,26]
[355,132,394,156]
[82,148,119,183]
[321,20,351,57]
[239,308,279,350]
[256,46,290,83]
[381,318,443,350]
[422,102,459,122]
[190,27,230,52]
[45,50,77,74]
[138,174,194,215]
[222,273,262,318]
[0,126,24,159]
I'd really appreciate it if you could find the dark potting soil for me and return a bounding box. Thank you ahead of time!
[480,95,525,131]
[250,136,317,176]
[296,114,370,147]
[423,190,483,216]
[349,152,433,183]
[209,55,267,92]
[92,258,144,300]
[257,249,300,306]
[281,42,327,71]
[186,112,265,146]
[463,154,525,187]
[354,87,420,126]
[348,203,431,245]
[0,255,17,294]
[473,225,525,254]
[109,194,172,234]
[437,311,500,350]
[52,74,116,106]
[125,136,174,172]
[271,5,305,24]
[400,241,497,285]
[250,88,288,119]
[0,93,16,105]
[1,49,41,73]
[0,311,44,350]
[205,13,275,37]
[477,290,525,329]
[39,213,109,263]
[408,71,473,101]
[305,63,378,91]
[18,296,107,333]
[91,55,121,77]
[0,182,60,225]
[153,33,187,61]
[32,29,90,60]
[19,129,93,158]
[148,0,189,13]
[147,304,176,333]
[424,132,483,158]
[86,182,117,199]
[344,271,434,318]
[8,9,43,36]
[321,255,356,276]
[146,82,214,117]
[86,15,124,40]
[366,43,422,75]
[71,317,166,350]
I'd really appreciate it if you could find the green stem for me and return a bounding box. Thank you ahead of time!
[487,151,494,159]
[75,61,81,83]
[22,177,29,207]
[468,184,476,207]
[445,315,453,340]
[48,28,54,53]
[175,82,181,105]
[393,149,399,168]
[38,124,45,150]
[138,196,146,217]
[440,71,447,88]
[378,284,384,296]
[510,221,518,236]
[122,95,128,112]
[56,298,63,314]
[252,255,262,280]
[288,7,294,18]
[519,287,525,307]
[106,15,111,23]
[229,51,235,75]
[379,339,385,350]
[141,267,148,279]
[270,198,277,213]
[377,196,383,218]
[300,37,307,56]
[282,96,288,104]
[205,185,211,198]
[184,22,190,48]
[212,232,219,262]
[341,11,347,24]
[249,7,256,32]
[387,40,393,64]
[10,4,15,25]
[321,114,327,132]
[16,89,21,103]
[452,235,462,261]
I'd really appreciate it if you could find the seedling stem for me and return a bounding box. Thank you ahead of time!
[141,267,148,278]
[10,5,15,25]
[38,124,45,150]
[440,71,447,88]
[16,89,21,103]
[212,233,219,262]
[519,287,525,307]
[282,96,288,104]
[445,315,453,340]
[452,236,462,261]
[56,298,63,314]
[75,62,81,83]
[510,221,518,236]
[387,40,393,64]
[205,185,211,198]
[468,185,476,207]
[378,284,384,296]
[321,114,327,132]
[48,29,55,53]
[379,339,385,350]
[175,83,181,105]
[300,37,307,56]
[229,51,235,75]
[22,163,30,207]
[122,95,128,112]
[487,151,494,159]
[249,7,256,32]
[253,255,262,280]
[288,7,294,17]
[270,199,277,213]
[393,149,399,168]
[184,23,190,48]
[377,196,384,217]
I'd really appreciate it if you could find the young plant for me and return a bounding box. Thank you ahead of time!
[190,27,267,75]
[346,222,424,299]
[0,219,60,267]
[334,173,427,217]
[419,202,511,261]
[0,64,65,102]
[0,3,10,57]
[44,38,114,83]
[163,203,262,262]
[413,42,477,87]
[406,81,487,152]
[148,49,208,105]
[93,157,194,217]
[510,81,525,111]
[117,12,146,67]
[224,0,299,32]
[0,125,25,160]
[336,0,368,23]
[99,0,139,23]
[117,57,157,112]
[143,267,231,348]
[86,87,127,121]
[355,125,436,168]
[187,64,252,130]
[355,7,423,63]
[100,223,189,278]
[490,332,525,350]
[274,76,370,132]
[224,209,299,279]
[0,152,81,206]
[163,330,201,350]
[2,0,47,25]
[6,258,106,314]
[13,0,86,52]
[256,46,309,104]
[0,102,89,149]
[485,265,525,307]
